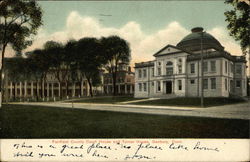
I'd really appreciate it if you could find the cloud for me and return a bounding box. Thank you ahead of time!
[17,11,242,68]
[208,27,242,55]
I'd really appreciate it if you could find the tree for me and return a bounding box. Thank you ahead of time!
[43,41,65,99]
[224,0,250,76]
[76,37,103,97]
[0,0,43,106]
[26,49,51,100]
[100,36,131,96]
[4,56,27,101]
[224,0,249,55]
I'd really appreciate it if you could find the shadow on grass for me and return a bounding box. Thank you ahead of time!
[0,104,249,138]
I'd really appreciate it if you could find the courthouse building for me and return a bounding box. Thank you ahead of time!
[134,27,247,98]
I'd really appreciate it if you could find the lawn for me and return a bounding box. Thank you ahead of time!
[0,104,249,138]
[70,96,140,104]
[132,97,246,107]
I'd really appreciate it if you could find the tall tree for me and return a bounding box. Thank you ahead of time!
[225,0,249,55]
[100,36,131,96]
[26,49,51,100]
[43,41,65,99]
[76,37,103,97]
[0,0,43,106]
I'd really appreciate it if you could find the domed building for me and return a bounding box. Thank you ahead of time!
[134,27,247,98]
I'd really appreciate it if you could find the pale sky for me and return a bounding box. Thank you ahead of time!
[6,1,243,67]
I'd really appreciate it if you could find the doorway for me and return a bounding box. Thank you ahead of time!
[166,81,172,94]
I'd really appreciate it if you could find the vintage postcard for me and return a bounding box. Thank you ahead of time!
[0,0,249,161]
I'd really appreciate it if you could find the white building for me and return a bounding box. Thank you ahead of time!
[134,27,247,98]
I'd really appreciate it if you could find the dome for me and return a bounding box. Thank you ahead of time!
[177,27,224,52]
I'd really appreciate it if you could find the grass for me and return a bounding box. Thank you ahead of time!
[71,96,140,104]
[0,104,249,138]
[132,97,246,107]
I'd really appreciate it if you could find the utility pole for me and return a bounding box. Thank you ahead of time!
[200,31,204,107]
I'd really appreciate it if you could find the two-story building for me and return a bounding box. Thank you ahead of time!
[134,27,247,98]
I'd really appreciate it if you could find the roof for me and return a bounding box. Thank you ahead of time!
[177,27,224,52]
[134,61,154,68]
[187,51,246,63]
[153,44,192,57]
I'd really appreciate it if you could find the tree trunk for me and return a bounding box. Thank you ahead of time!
[0,44,7,107]
[112,71,117,96]
[87,78,93,97]
[59,82,62,99]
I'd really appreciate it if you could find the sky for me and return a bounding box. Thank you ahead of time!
[7,1,243,67]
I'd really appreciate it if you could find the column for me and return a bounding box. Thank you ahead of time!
[15,82,18,98]
[130,84,133,94]
[19,82,22,97]
[42,80,45,99]
[58,82,60,98]
[51,83,54,97]
[72,82,76,97]
[31,81,34,97]
[10,82,13,98]
[125,84,127,94]
[118,84,121,94]
[47,82,49,98]
[24,81,27,98]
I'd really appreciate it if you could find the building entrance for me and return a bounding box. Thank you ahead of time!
[166,81,172,94]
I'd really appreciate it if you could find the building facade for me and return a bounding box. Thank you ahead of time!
[4,63,135,101]
[134,27,247,98]
[103,63,135,95]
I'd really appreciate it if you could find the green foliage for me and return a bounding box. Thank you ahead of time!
[4,56,27,82]
[100,36,131,95]
[0,0,43,52]
[224,0,250,54]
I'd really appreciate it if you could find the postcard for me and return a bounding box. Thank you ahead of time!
[0,0,249,161]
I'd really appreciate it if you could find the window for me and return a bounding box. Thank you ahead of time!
[210,60,216,72]
[139,83,142,91]
[190,63,195,73]
[178,80,182,90]
[236,80,241,88]
[190,80,195,84]
[203,79,208,89]
[203,61,208,72]
[151,82,154,86]
[166,61,173,75]
[151,68,154,77]
[138,69,142,78]
[236,65,241,74]
[143,83,147,91]
[158,62,161,66]
[143,69,147,78]
[178,65,182,74]
[211,78,216,89]
[230,63,234,73]
[158,67,161,76]
[178,59,182,74]
[166,67,173,75]
[157,81,161,91]
[225,61,228,73]
[225,78,227,91]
